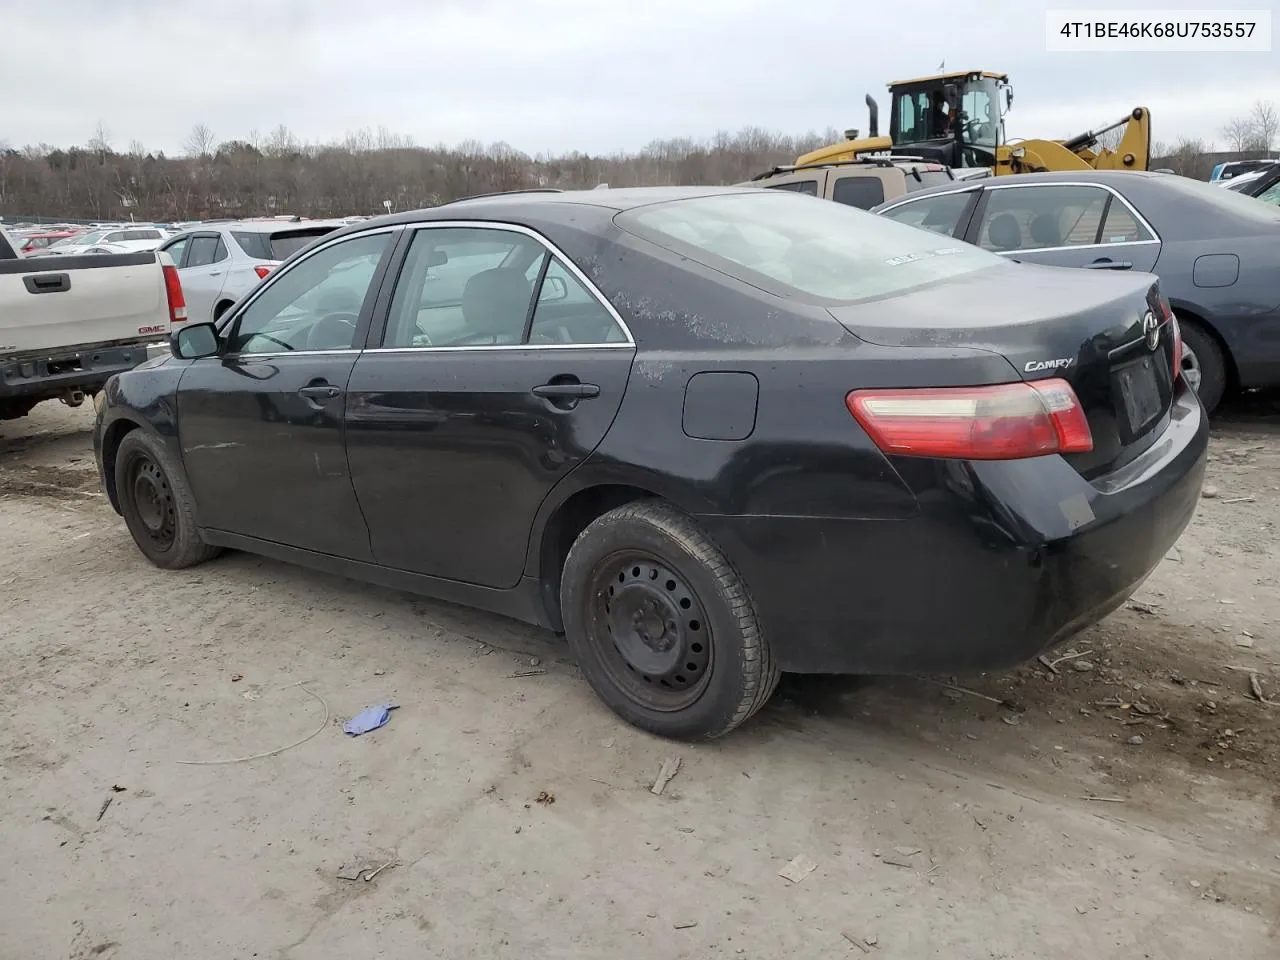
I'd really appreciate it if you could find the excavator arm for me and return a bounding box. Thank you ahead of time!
[996,107,1150,175]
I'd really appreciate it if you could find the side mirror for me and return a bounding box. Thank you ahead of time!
[539,276,568,302]
[171,321,220,360]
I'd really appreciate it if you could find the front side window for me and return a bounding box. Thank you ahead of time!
[383,228,546,348]
[975,185,1113,252]
[618,190,1005,303]
[227,233,390,353]
[161,236,189,266]
[878,191,974,236]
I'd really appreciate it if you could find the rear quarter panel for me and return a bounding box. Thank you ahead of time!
[1152,234,1280,388]
[520,222,1025,576]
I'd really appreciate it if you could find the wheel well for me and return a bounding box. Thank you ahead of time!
[537,484,658,632]
[1174,307,1237,389]
[213,299,234,320]
[100,419,141,512]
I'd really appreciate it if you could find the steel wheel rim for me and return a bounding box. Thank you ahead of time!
[587,551,712,711]
[1180,343,1202,394]
[129,455,176,550]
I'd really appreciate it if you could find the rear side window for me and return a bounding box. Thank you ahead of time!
[831,176,885,210]
[231,231,272,259]
[767,180,819,197]
[975,185,1115,251]
[617,190,1005,304]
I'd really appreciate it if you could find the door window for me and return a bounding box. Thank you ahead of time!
[1257,182,1280,206]
[527,259,627,344]
[161,236,189,267]
[878,191,973,236]
[975,185,1114,252]
[186,235,220,267]
[383,228,548,347]
[831,176,885,210]
[212,235,229,262]
[226,232,390,353]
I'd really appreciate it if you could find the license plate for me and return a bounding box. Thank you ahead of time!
[1115,355,1162,436]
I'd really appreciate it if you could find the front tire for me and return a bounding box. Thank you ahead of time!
[560,500,779,741]
[114,431,221,569]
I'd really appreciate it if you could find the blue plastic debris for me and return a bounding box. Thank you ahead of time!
[344,703,399,736]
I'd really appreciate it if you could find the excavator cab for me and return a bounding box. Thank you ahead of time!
[887,71,1010,169]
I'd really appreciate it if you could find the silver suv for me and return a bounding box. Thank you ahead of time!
[158,219,348,324]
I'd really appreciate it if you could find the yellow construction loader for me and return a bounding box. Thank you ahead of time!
[793,71,1150,176]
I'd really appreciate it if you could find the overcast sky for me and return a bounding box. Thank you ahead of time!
[3,0,1276,155]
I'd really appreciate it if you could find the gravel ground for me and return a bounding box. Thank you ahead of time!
[1,397,1277,960]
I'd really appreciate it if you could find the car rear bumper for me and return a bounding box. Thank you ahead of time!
[1,341,154,399]
[696,384,1209,675]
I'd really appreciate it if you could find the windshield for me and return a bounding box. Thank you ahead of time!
[616,190,1006,304]
[61,231,107,246]
[895,78,1000,149]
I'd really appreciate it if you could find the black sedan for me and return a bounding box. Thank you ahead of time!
[872,170,1280,414]
[93,186,1208,740]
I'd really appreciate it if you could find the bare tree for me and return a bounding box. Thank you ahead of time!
[87,121,112,156]
[1220,115,1257,153]
[183,123,217,158]
[1251,100,1278,156]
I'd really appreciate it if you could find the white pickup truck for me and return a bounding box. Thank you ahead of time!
[0,226,185,420]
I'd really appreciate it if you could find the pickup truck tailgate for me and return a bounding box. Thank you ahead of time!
[0,251,170,355]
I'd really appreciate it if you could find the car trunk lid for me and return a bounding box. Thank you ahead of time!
[828,264,1178,479]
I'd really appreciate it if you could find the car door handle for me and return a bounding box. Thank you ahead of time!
[531,382,600,400]
[298,385,341,399]
[1085,259,1133,270]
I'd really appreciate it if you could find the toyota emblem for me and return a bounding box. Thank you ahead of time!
[1141,311,1160,351]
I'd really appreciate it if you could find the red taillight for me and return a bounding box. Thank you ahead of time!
[253,264,273,279]
[846,379,1093,460]
[1167,310,1183,382]
[163,263,187,324]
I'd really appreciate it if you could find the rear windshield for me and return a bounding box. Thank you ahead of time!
[231,227,337,261]
[616,190,1005,303]
[1156,173,1280,222]
[232,224,337,257]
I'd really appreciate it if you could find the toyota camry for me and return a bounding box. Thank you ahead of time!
[93,186,1208,741]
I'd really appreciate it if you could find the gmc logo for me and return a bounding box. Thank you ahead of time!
[138,325,167,335]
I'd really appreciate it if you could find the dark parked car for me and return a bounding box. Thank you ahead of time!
[872,171,1280,413]
[1223,165,1280,206]
[93,187,1207,740]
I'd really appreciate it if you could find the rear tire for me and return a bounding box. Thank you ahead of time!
[1177,317,1226,415]
[560,500,779,741]
[114,430,221,569]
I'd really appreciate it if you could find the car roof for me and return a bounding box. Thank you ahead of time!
[438,185,759,212]
[870,170,1185,207]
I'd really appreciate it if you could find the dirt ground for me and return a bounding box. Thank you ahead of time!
[1,395,1277,960]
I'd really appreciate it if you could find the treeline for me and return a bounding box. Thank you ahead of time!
[0,124,843,222]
